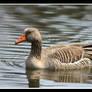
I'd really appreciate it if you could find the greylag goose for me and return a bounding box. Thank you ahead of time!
[15,28,92,70]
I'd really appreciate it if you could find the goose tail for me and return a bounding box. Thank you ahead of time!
[69,42,92,60]
[83,43,92,60]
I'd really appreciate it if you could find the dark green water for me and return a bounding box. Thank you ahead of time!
[0,5,92,88]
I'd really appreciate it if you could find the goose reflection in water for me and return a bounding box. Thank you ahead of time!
[26,68,91,88]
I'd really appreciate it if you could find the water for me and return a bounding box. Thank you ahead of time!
[0,5,92,88]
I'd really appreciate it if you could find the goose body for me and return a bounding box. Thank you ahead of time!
[15,28,92,70]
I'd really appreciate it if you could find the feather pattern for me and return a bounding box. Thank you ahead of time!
[41,43,92,70]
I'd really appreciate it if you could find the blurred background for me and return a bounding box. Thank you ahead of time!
[0,5,92,88]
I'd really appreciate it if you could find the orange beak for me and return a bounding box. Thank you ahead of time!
[15,34,27,44]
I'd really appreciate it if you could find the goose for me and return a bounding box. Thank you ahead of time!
[15,28,92,70]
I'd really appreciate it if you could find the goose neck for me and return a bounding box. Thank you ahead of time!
[31,40,42,59]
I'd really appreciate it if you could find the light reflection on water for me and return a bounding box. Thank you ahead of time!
[0,5,92,88]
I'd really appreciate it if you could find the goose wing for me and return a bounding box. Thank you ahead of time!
[47,46,83,63]
[42,42,92,63]
[42,45,84,63]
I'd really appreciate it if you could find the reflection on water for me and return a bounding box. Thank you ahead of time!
[0,5,92,88]
[26,68,91,88]
[26,69,40,88]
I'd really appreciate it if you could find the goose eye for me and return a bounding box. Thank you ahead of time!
[26,31,32,35]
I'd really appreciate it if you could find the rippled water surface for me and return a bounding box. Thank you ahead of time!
[0,5,92,88]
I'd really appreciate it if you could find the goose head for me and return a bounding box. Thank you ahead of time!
[15,28,42,44]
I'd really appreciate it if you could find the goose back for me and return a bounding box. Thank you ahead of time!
[40,43,92,70]
[46,46,84,63]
